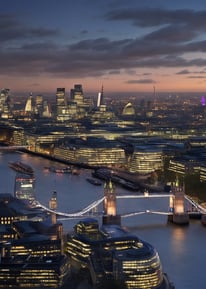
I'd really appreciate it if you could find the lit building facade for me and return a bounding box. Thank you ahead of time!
[66,218,174,289]
[0,194,70,287]
[70,84,84,105]
[103,180,116,216]
[53,144,126,166]
[129,146,163,173]
[14,173,36,204]
[0,254,70,288]
[24,93,35,115]
[0,88,12,118]
[56,88,67,121]
[34,94,43,116]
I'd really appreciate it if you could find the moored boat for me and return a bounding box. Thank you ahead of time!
[9,161,34,176]
[46,166,72,173]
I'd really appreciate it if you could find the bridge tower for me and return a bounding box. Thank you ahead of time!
[168,180,189,225]
[49,191,57,225]
[49,191,64,252]
[102,180,121,226]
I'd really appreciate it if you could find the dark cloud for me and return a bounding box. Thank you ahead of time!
[0,13,60,43]
[80,30,89,35]
[176,69,206,75]
[105,8,206,30]
[176,69,191,74]
[144,24,197,43]
[1,8,206,81]
[187,76,206,79]
[127,79,156,84]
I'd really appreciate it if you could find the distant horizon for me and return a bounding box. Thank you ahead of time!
[9,88,206,101]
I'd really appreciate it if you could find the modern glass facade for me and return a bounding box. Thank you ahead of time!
[53,145,126,166]
[130,146,163,173]
[14,173,36,203]
[0,255,70,288]
[66,218,173,289]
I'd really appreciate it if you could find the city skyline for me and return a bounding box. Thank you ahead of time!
[1,0,206,96]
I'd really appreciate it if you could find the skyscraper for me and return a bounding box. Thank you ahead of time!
[70,84,84,105]
[14,173,36,206]
[35,94,43,116]
[0,88,12,118]
[25,93,35,114]
[56,88,67,120]
[97,85,104,107]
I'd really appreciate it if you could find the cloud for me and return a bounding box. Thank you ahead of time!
[176,69,191,74]
[105,8,206,31]
[0,13,60,44]
[1,7,206,82]
[127,79,156,84]
[187,76,206,79]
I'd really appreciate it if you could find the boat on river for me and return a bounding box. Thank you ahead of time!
[47,166,72,173]
[86,178,102,186]
[44,165,80,175]
[8,161,34,176]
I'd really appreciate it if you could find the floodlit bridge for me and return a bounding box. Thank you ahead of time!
[33,187,206,225]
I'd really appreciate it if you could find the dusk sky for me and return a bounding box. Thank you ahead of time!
[2,0,206,96]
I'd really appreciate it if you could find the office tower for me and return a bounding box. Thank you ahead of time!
[67,218,174,289]
[0,88,9,111]
[70,84,84,105]
[56,88,67,118]
[25,93,35,114]
[42,100,52,118]
[35,94,43,116]
[97,85,104,107]
[14,173,36,206]
[0,88,12,117]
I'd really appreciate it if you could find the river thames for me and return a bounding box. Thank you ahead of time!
[0,151,206,289]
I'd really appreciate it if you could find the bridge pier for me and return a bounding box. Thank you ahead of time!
[168,213,190,225]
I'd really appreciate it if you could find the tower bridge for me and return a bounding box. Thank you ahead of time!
[33,180,206,225]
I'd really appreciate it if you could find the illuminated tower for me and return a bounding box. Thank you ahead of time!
[49,191,57,225]
[97,85,104,107]
[56,88,67,119]
[42,100,52,118]
[103,180,121,225]
[70,84,84,105]
[201,96,206,106]
[25,93,35,114]
[14,173,36,205]
[0,88,12,118]
[153,85,157,110]
[168,180,189,225]
[103,179,116,216]
[35,94,43,116]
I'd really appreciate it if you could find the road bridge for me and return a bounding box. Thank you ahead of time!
[32,192,206,222]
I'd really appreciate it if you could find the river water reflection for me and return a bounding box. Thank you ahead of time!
[0,152,206,289]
